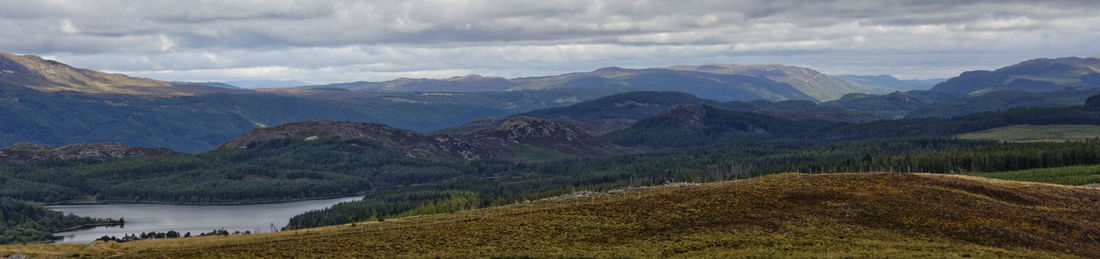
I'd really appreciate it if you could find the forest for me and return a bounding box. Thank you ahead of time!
[1,97,1099,243]
[0,198,122,244]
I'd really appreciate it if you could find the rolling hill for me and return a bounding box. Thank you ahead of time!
[216,117,626,162]
[5,173,1097,258]
[306,64,901,102]
[930,56,1100,96]
[603,104,828,148]
[0,52,245,96]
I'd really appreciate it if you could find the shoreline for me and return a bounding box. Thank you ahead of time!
[44,192,369,207]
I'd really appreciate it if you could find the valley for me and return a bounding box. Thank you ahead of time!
[1,52,1100,256]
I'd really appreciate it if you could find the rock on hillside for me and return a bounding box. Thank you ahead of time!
[217,118,626,161]
[0,142,181,165]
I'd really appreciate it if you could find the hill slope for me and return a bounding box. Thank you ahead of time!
[7,173,1097,257]
[216,117,625,161]
[604,105,827,148]
[931,56,1100,96]
[0,52,243,96]
[309,65,895,102]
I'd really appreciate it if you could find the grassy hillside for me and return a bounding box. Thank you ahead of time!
[3,173,1097,257]
[967,164,1100,186]
[957,124,1100,142]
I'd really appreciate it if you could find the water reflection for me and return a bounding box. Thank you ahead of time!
[47,195,363,243]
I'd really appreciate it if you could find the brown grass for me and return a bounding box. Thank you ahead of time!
[4,173,1098,258]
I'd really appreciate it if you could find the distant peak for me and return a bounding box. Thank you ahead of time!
[447,74,485,80]
[594,66,628,72]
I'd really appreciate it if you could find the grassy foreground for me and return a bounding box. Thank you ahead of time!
[3,173,1099,258]
[957,124,1100,142]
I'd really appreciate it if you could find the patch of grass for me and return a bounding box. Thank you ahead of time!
[958,124,1100,143]
[3,173,1097,258]
[968,164,1100,186]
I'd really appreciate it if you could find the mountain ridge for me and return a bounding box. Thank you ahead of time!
[216,117,625,162]
[0,142,180,165]
[0,52,245,96]
[931,56,1100,96]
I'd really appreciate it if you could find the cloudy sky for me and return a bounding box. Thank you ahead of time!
[1,0,1097,85]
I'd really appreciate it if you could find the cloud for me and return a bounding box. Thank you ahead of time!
[0,0,1097,82]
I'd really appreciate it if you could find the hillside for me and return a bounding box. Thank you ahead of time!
[307,65,897,102]
[930,56,1100,96]
[666,64,892,100]
[834,74,944,91]
[217,117,625,161]
[821,88,1100,119]
[0,142,180,165]
[956,124,1100,143]
[5,173,1097,257]
[0,52,243,96]
[603,105,827,148]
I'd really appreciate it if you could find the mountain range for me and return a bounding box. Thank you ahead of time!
[1,51,1098,153]
[300,64,935,102]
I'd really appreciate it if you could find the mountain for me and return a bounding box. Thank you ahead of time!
[930,56,1100,96]
[0,142,179,165]
[822,88,1100,119]
[822,91,959,119]
[306,74,513,92]
[223,79,309,89]
[666,64,893,100]
[439,91,871,136]
[603,105,827,148]
[835,74,945,91]
[305,65,897,102]
[1089,94,1100,109]
[16,173,1099,258]
[0,52,244,96]
[217,117,625,162]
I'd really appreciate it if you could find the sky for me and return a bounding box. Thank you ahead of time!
[0,0,1097,85]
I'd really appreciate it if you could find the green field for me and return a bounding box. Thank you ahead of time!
[968,164,1100,186]
[957,124,1100,143]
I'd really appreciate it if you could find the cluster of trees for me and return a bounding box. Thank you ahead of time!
[0,198,122,244]
[95,228,248,243]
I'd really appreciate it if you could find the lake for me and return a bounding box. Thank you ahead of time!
[47,195,364,243]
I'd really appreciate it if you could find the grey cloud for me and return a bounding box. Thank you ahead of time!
[0,0,1096,82]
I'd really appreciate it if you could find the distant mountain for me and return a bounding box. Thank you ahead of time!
[439,91,872,136]
[666,64,893,101]
[217,117,626,162]
[0,52,243,96]
[835,75,945,91]
[225,79,310,89]
[822,91,958,119]
[308,75,513,92]
[930,56,1100,96]
[823,88,1100,120]
[0,142,179,165]
[304,65,898,102]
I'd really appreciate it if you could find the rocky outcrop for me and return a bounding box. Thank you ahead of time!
[0,142,182,165]
[217,117,627,161]
[664,105,707,130]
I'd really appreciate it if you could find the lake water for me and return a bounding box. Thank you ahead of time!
[47,195,364,243]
